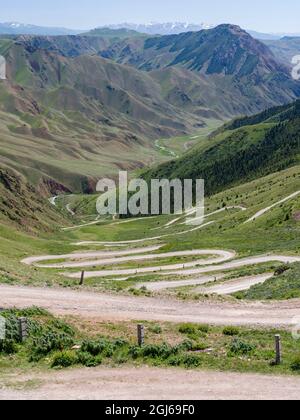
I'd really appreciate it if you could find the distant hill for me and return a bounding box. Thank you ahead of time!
[262,37,300,63]
[0,22,81,36]
[83,27,146,39]
[143,100,300,196]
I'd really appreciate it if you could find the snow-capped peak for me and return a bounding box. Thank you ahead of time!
[105,22,215,36]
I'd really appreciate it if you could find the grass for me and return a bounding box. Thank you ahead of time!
[1,308,300,377]
[235,263,300,300]
[0,164,299,299]
[154,119,222,158]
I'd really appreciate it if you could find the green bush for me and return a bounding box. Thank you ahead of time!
[30,330,74,360]
[190,342,207,352]
[167,356,182,366]
[141,344,178,360]
[50,319,75,337]
[0,339,17,354]
[179,324,196,334]
[223,327,240,336]
[182,354,202,368]
[177,340,193,351]
[81,339,114,357]
[149,325,162,334]
[113,338,129,348]
[128,345,142,359]
[76,351,102,367]
[290,355,300,372]
[198,325,210,334]
[179,323,209,335]
[229,338,256,356]
[51,351,77,368]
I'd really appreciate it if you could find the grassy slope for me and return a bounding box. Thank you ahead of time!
[143,101,300,196]
[235,263,300,300]
[0,168,69,234]
[0,164,298,292]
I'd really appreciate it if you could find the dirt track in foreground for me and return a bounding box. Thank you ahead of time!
[1,367,300,400]
[1,285,300,327]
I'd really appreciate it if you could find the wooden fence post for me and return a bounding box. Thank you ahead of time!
[275,335,282,365]
[80,271,85,286]
[137,324,145,347]
[18,317,28,342]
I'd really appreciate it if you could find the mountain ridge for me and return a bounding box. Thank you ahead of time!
[142,100,300,196]
[0,21,82,36]
[0,24,299,195]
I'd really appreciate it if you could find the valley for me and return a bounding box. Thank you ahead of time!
[0,22,300,400]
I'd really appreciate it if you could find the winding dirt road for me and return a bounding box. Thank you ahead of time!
[65,253,300,280]
[21,245,163,266]
[34,250,235,270]
[1,367,300,400]
[245,191,300,223]
[198,273,274,295]
[1,285,300,327]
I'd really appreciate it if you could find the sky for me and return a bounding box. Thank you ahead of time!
[1,0,300,33]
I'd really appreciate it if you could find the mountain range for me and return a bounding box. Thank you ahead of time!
[1,20,300,40]
[104,22,214,35]
[98,23,300,40]
[0,24,299,197]
[0,22,82,36]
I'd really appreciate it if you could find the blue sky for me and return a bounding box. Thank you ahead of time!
[2,0,300,33]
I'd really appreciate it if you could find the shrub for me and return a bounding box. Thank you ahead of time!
[0,339,17,354]
[179,323,209,335]
[76,351,102,367]
[128,345,142,359]
[2,307,49,318]
[149,325,162,334]
[290,355,300,372]
[50,320,75,337]
[182,354,202,368]
[190,342,207,352]
[30,330,74,360]
[179,324,196,334]
[177,340,193,351]
[113,338,129,348]
[167,356,182,367]
[81,339,113,357]
[51,351,77,368]
[223,327,240,336]
[141,344,178,360]
[229,338,256,356]
[198,325,209,334]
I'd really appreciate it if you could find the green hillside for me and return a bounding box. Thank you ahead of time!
[0,167,68,233]
[143,100,300,196]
